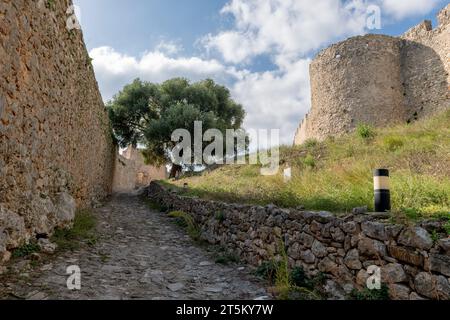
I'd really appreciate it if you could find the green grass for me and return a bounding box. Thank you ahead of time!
[169,109,450,220]
[51,209,98,251]
[167,211,201,241]
[349,284,390,300]
[253,242,324,300]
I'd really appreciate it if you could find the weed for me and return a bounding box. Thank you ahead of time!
[303,154,316,169]
[444,221,450,236]
[349,284,390,300]
[215,211,225,223]
[51,209,98,251]
[46,0,56,10]
[254,261,279,281]
[12,242,40,258]
[356,124,376,140]
[304,139,319,148]
[167,211,201,241]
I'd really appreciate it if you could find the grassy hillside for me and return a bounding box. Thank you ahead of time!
[167,109,450,220]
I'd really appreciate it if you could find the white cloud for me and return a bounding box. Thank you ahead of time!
[90,0,446,146]
[381,0,442,19]
[231,59,311,146]
[89,46,236,101]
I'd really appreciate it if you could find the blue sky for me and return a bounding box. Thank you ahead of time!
[73,0,448,145]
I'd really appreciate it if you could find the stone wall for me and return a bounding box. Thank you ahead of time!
[112,147,166,193]
[294,4,450,145]
[0,0,116,262]
[148,182,450,300]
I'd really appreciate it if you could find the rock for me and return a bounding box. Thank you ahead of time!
[311,240,328,258]
[361,221,387,241]
[310,221,323,233]
[387,245,424,267]
[344,249,362,270]
[398,227,433,250]
[352,206,368,214]
[199,261,213,266]
[414,273,435,298]
[438,238,450,253]
[204,286,223,293]
[318,257,338,274]
[358,237,387,258]
[381,263,407,283]
[54,192,76,228]
[429,254,450,277]
[287,242,301,260]
[0,266,7,275]
[167,283,185,292]
[299,232,314,248]
[434,276,450,300]
[330,227,345,242]
[356,269,369,287]
[300,250,316,264]
[414,273,450,300]
[388,284,410,300]
[324,280,346,300]
[342,221,359,234]
[0,205,27,249]
[385,225,403,239]
[409,292,427,300]
[1,250,12,264]
[38,238,57,254]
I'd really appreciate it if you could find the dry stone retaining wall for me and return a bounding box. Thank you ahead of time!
[0,0,116,262]
[148,182,450,300]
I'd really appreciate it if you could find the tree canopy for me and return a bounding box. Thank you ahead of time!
[107,78,247,173]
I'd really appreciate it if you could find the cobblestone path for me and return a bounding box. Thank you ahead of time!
[0,194,269,300]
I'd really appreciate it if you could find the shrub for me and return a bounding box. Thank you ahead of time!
[12,242,40,258]
[254,261,279,281]
[356,124,376,140]
[303,154,316,168]
[349,284,390,300]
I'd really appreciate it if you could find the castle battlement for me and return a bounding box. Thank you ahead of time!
[294,4,450,145]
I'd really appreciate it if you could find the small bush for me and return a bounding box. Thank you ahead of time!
[349,284,390,300]
[168,211,201,241]
[12,242,40,258]
[303,154,316,168]
[356,124,376,140]
[254,261,279,281]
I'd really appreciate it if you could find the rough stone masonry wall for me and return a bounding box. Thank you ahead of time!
[0,0,116,262]
[148,182,450,300]
[294,4,450,145]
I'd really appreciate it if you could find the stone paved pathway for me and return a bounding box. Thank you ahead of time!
[0,194,269,300]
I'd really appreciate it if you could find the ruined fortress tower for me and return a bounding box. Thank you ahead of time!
[294,4,450,145]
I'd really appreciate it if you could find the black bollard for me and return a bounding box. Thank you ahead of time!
[374,169,391,212]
